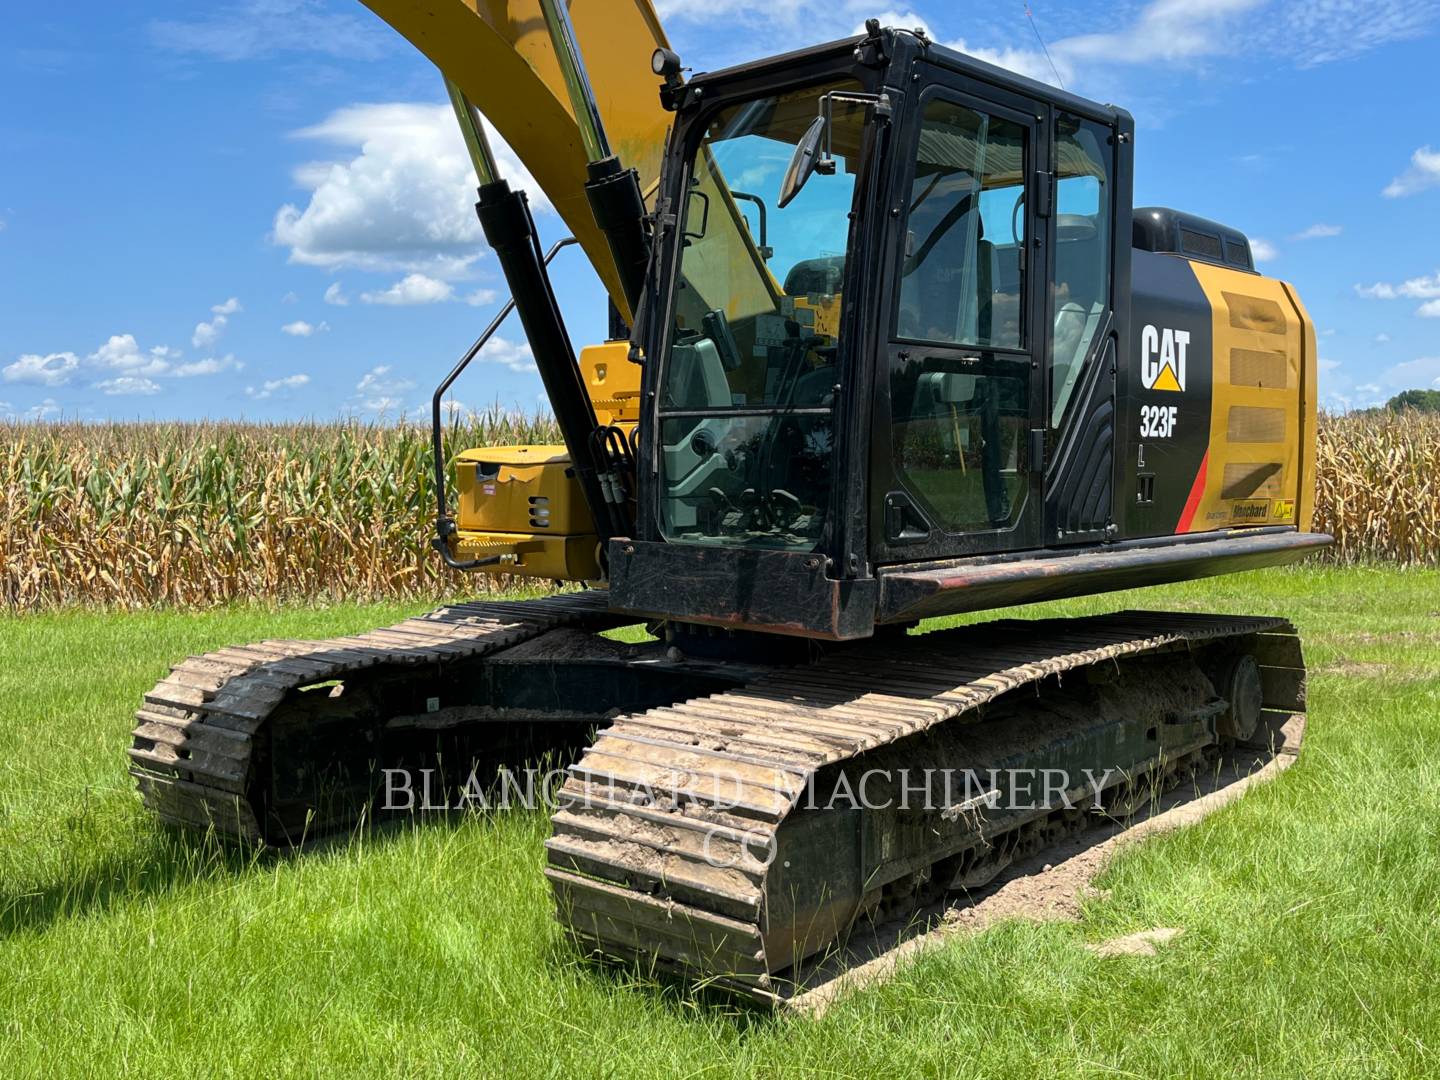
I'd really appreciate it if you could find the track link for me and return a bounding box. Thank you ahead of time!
[546,610,1307,998]
[129,591,629,842]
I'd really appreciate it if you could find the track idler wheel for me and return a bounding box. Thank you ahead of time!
[1215,654,1263,741]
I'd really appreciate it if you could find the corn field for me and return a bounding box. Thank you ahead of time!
[0,410,560,611]
[1313,409,1440,566]
[1,409,1435,612]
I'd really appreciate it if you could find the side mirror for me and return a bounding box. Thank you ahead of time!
[777,92,891,210]
[777,115,827,210]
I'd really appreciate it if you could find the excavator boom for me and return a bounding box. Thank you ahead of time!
[359,0,673,316]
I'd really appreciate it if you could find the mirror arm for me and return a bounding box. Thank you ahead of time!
[815,91,892,175]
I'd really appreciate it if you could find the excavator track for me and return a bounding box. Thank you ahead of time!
[546,610,1307,1000]
[129,591,631,843]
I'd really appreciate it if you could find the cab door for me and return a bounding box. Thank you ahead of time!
[870,79,1050,564]
[1041,110,1122,545]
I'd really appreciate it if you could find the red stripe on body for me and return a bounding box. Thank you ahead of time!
[1175,451,1209,533]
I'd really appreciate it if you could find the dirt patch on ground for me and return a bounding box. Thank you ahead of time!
[1085,927,1184,957]
[1317,659,1392,678]
[785,716,1304,1016]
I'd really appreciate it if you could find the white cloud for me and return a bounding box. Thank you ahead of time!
[90,334,174,377]
[1383,146,1440,197]
[324,282,350,306]
[6,320,242,395]
[1355,272,1440,300]
[1317,357,1370,412]
[95,376,162,397]
[353,365,416,414]
[356,365,412,393]
[173,355,242,377]
[465,288,498,307]
[6,336,174,386]
[1419,299,1440,319]
[1382,356,1440,389]
[3,352,80,386]
[477,335,535,374]
[282,291,299,304]
[360,273,454,306]
[245,374,310,400]
[281,319,329,336]
[1292,223,1342,240]
[1376,333,1391,343]
[25,399,60,421]
[193,298,240,348]
[1249,238,1279,262]
[1322,350,1440,409]
[149,1,389,62]
[272,103,547,277]
[672,0,1435,91]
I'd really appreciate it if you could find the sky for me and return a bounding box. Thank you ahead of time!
[2,0,1439,422]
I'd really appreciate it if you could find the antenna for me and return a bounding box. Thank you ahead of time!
[1024,4,1066,90]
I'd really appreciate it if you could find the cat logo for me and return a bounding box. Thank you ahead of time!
[1140,325,1189,392]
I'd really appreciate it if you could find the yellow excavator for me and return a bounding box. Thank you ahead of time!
[130,1,1327,999]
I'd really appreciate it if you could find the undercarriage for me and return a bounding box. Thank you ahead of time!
[130,593,1306,999]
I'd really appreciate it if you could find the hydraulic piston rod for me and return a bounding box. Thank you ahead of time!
[535,0,651,318]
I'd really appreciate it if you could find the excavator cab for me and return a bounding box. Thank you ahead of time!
[605,24,1324,641]
[611,28,1133,636]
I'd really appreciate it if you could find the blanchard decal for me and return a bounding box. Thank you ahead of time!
[1140,403,1179,438]
[1231,499,1270,522]
[1140,324,1190,392]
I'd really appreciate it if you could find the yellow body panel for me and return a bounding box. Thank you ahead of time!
[579,341,642,427]
[358,0,673,317]
[451,529,602,580]
[447,348,639,582]
[451,442,600,579]
[454,444,594,534]
[1186,261,1318,533]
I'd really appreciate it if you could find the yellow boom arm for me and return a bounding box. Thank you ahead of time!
[359,0,674,314]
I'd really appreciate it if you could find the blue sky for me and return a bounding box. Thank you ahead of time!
[3,0,1438,421]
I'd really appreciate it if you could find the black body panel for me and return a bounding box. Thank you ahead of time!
[1120,250,1213,535]
[1046,325,1117,541]
[608,539,879,640]
[1134,206,1255,273]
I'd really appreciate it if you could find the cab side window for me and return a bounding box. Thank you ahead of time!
[889,99,1031,534]
[1049,113,1113,426]
[896,101,1028,351]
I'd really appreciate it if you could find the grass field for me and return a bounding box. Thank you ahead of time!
[2,565,1438,1077]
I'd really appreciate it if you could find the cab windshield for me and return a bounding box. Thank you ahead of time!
[656,79,865,551]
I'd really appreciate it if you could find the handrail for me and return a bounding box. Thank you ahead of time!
[430,236,579,570]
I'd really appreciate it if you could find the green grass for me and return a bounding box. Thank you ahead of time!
[1,566,1438,1077]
